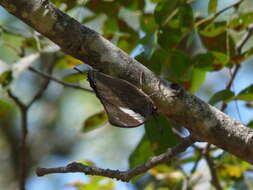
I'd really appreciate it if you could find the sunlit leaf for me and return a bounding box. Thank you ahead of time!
[189,68,206,93]
[55,55,84,69]
[74,160,95,167]
[62,73,87,83]
[150,165,184,181]
[200,22,226,37]
[71,175,115,190]
[208,0,218,14]
[82,111,108,133]
[229,12,253,31]
[219,164,244,178]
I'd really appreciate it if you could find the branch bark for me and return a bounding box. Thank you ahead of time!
[36,136,195,181]
[1,0,253,164]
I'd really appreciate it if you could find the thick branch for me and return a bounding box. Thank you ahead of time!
[36,136,195,181]
[2,0,253,163]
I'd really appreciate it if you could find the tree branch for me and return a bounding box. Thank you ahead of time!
[2,0,253,164]
[36,136,195,181]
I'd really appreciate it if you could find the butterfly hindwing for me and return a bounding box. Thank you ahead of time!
[88,70,156,128]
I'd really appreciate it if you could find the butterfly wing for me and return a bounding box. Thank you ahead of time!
[88,70,155,128]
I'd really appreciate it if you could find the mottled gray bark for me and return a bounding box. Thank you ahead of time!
[1,0,253,163]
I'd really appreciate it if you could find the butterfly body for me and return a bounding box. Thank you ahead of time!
[87,70,156,128]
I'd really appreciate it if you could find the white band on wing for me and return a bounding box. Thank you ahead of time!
[119,107,145,123]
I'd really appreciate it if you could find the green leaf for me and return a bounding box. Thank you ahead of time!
[82,111,108,133]
[199,21,226,37]
[199,21,236,55]
[192,51,229,71]
[208,0,218,14]
[189,68,206,93]
[129,135,154,168]
[154,0,178,25]
[145,114,178,155]
[0,98,13,116]
[209,89,235,105]
[248,120,253,128]
[157,4,193,50]
[140,13,157,33]
[158,26,182,50]
[166,50,192,81]
[72,175,115,190]
[0,70,12,87]
[136,48,165,74]
[55,55,84,69]
[103,17,119,35]
[229,12,253,31]
[234,84,253,101]
[118,0,145,11]
[62,73,86,83]
[192,52,214,71]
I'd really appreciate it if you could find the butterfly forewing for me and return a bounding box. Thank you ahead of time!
[88,70,156,128]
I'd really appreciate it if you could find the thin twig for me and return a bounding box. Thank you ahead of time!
[236,24,253,54]
[195,0,244,27]
[29,67,93,93]
[190,152,202,175]
[203,34,246,190]
[27,63,55,107]
[221,23,253,111]
[36,136,195,181]
[204,147,223,190]
[7,90,28,190]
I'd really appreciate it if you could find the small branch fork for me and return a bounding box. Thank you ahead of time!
[7,62,54,190]
[36,136,195,181]
[7,61,94,189]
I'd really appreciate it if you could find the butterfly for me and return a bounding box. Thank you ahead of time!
[87,70,156,128]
